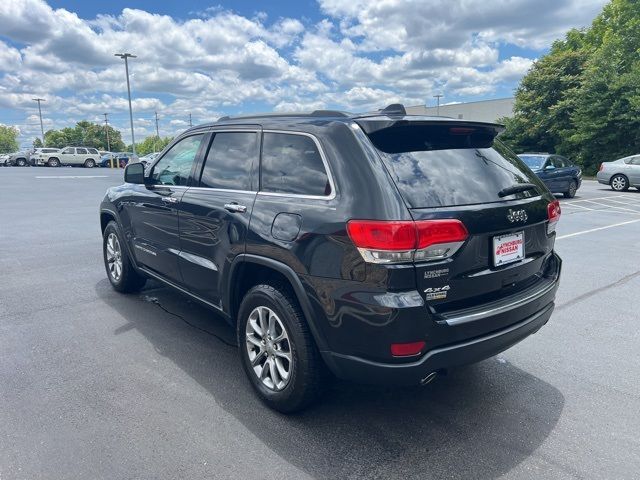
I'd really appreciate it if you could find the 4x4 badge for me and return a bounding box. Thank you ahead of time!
[507,209,528,223]
[424,285,450,300]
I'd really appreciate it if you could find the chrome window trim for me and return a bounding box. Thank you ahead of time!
[258,129,337,201]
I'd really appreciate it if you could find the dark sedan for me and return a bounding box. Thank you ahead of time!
[518,153,582,198]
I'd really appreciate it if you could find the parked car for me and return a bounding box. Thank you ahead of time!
[6,150,31,167]
[0,153,10,166]
[43,147,101,167]
[518,153,582,198]
[30,148,62,166]
[100,152,136,168]
[597,154,640,191]
[100,105,562,412]
[137,152,159,165]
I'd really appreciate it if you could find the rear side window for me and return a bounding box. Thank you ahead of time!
[199,132,258,190]
[77,148,88,154]
[363,123,542,208]
[261,132,331,196]
[630,156,640,165]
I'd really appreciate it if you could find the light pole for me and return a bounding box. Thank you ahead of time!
[32,98,45,145]
[433,94,443,116]
[103,113,111,152]
[114,53,137,155]
[154,111,160,152]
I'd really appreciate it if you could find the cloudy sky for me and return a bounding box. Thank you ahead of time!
[0,0,606,147]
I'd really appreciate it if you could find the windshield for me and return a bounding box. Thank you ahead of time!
[363,123,543,208]
[518,155,547,170]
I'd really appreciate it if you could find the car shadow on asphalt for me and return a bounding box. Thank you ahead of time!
[96,279,565,480]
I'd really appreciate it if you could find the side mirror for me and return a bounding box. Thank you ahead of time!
[124,162,145,184]
[543,164,555,171]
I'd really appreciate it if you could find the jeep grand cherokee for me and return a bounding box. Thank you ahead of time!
[100,104,561,412]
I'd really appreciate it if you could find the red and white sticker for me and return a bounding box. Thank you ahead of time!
[493,232,525,266]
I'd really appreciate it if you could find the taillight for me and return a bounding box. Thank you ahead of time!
[598,163,604,172]
[346,219,468,264]
[547,200,561,234]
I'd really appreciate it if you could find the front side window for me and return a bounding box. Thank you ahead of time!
[199,132,257,190]
[261,132,331,196]
[151,134,204,186]
[88,148,99,154]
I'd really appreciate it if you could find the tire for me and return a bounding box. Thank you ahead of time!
[84,158,96,168]
[564,180,578,198]
[238,283,325,413]
[16,158,26,167]
[47,157,60,167]
[102,221,146,293]
[610,174,629,191]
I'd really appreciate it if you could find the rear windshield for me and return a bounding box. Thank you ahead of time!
[364,123,542,208]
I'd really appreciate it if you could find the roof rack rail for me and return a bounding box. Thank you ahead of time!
[310,110,350,117]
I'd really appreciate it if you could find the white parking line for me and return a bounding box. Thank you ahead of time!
[35,175,108,179]
[557,218,640,240]
[580,199,640,214]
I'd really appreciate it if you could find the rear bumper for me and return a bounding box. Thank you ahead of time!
[596,172,611,185]
[324,301,554,386]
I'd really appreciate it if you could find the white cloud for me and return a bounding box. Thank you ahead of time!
[0,0,607,145]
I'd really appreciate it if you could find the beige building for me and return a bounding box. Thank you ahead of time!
[406,97,514,123]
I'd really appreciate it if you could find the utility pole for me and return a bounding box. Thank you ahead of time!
[103,113,111,152]
[188,113,193,128]
[433,94,443,116]
[154,111,160,153]
[32,98,45,145]
[114,53,137,155]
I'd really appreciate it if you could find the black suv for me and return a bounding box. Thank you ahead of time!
[100,104,562,412]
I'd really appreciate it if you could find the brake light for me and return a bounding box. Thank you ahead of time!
[391,341,426,357]
[347,219,468,264]
[547,200,561,234]
[598,163,604,172]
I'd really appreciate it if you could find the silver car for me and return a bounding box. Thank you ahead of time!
[597,155,640,191]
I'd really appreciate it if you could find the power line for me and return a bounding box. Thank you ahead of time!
[433,94,444,116]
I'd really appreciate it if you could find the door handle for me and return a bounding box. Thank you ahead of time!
[224,203,247,213]
[161,196,179,204]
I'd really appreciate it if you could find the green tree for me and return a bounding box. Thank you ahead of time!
[136,135,173,155]
[33,137,43,148]
[500,0,640,174]
[43,121,126,151]
[0,125,19,153]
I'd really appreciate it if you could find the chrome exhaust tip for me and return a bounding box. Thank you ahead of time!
[419,371,438,386]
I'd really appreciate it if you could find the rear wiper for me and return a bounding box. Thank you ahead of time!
[498,183,538,198]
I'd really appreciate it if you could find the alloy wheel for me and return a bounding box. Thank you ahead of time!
[106,233,123,282]
[245,306,292,391]
[611,175,626,191]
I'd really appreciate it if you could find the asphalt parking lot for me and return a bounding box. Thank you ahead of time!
[1,167,639,480]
